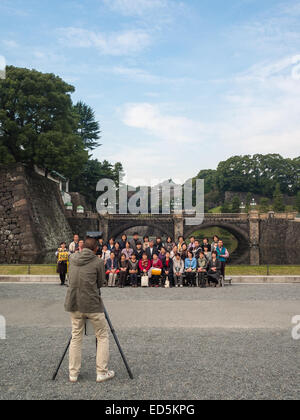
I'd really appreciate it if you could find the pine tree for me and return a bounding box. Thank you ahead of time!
[231,196,241,213]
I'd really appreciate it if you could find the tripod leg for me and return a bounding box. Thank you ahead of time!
[104,308,134,380]
[52,337,72,381]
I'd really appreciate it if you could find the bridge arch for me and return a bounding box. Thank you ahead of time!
[184,222,250,264]
[108,220,173,241]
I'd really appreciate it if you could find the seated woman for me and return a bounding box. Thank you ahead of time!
[139,253,151,275]
[197,251,208,288]
[121,241,134,261]
[128,254,139,288]
[163,251,174,287]
[207,251,221,287]
[185,251,197,287]
[106,252,119,287]
[173,253,184,287]
[149,253,163,287]
[118,254,128,288]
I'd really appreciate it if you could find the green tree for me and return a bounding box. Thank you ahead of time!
[231,196,241,213]
[245,192,252,213]
[295,192,300,213]
[221,201,232,214]
[259,198,270,213]
[273,183,285,212]
[73,101,101,151]
[0,66,88,177]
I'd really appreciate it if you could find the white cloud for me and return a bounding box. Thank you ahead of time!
[2,40,19,48]
[57,27,151,56]
[102,0,168,16]
[121,103,207,144]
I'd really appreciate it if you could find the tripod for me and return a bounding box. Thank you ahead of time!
[52,307,134,381]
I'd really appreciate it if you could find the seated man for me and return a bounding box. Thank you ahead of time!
[207,251,222,287]
[106,252,119,287]
[128,254,139,287]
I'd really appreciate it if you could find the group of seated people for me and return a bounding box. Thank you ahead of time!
[92,233,230,288]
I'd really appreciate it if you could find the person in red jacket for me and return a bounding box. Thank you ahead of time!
[149,253,163,287]
[139,253,151,275]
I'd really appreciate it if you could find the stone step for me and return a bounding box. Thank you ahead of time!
[0,275,300,284]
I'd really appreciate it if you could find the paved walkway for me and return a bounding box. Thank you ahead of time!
[0,284,299,400]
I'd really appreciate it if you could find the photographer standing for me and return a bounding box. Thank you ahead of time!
[64,238,115,384]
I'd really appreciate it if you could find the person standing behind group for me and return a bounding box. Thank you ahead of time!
[107,238,115,252]
[164,237,175,253]
[188,236,196,251]
[215,240,229,278]
[56,242,69,286]
[177,236,186,253]
[185,251,197,287]
[122,242,134,261]
[170,245,178,260]
[143,236,150,251]
[119,234,128,250]
[173,254,184,287]
[130,232,140,252]
[96,238,104,257]
[211,236,219,252]
[202,238,211,252]
[192,240,202,260]
[78,240,84,253]
[69,235,80,254]
[134,242,144,261]
[118,254,128,288]
[155,237,163,253]
[101,244,111,264]
[113,242,122,262]
[158,247,167,265]
[146,241,157,260]
[128,254,139,287]
[203,246,212,262]
[180,243,188,261]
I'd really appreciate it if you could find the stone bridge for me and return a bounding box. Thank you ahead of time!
[98,211,300,265]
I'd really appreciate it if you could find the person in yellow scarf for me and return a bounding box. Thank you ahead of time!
[56,242,69,286]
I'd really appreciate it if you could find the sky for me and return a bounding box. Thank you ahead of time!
[1,0,300,185]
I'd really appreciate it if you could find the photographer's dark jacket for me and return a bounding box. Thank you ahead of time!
[65,249,105,314]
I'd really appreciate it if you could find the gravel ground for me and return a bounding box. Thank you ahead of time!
[0,284,299,400]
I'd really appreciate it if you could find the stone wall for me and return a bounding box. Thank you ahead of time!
[0,164,73,263]
[260,219,300,264]
[67,213,99,239]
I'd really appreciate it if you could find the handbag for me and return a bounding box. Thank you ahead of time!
[141,276,149,287]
